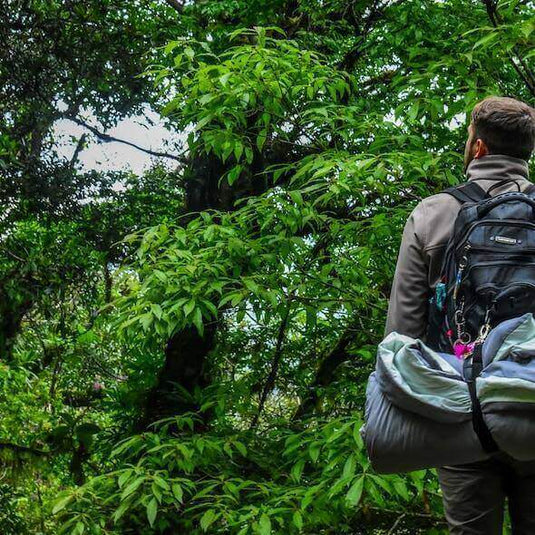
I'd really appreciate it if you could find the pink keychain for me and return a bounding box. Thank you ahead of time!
[453,340,475,359]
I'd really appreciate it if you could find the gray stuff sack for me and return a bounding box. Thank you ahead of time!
[361,313,535,473]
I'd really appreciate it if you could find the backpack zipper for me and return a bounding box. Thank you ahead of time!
[446,258,535,300]
[454,219,535,256]
[440,218,535,277]
[466,245,535,254]
[460,259,535,282]
[462,281,535,326]
[476,281,535,294]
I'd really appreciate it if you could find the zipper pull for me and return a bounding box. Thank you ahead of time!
[453,243,470,301]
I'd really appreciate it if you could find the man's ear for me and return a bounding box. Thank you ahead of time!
[474,138,489,159]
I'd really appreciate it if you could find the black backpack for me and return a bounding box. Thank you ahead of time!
[426,179,535,355]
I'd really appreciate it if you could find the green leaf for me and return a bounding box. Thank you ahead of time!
[342,454,356,479]
[366,479,385,506]
[192,307,204,335]
[256,130,267,151]
[233,440,247,457]
[154,476,170,491]
[200,509,217,532]
[151,303,163,320]
[473,31,498,49]
[184,299,196,317]
[258,513,271,535]
[52,494,74,515]
[172,483,184,503]
[147,497,158,527]
[353,422,364,449]
[291,459,305,482]
[393,478,410,501]
[118,469,133,488]
[121,476,144,500]
[151,482,163,503]
[346,476,364,506]
[140,312,153,330]
[293,510,303,530]
[408,99,420,121]
[309,442,321,463]
[227,164,243,186]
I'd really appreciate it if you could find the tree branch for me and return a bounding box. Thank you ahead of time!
[481,0,535,97]
[251,235,336,427]
[293,321,357,421]
[69,133,87,168]
[64,115,187,164]
[387,513,407,535]
[0,442,48,457]
[165,0,184,13]
[250,301,293,428]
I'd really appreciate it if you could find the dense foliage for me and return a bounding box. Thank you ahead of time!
[1,0,533,533]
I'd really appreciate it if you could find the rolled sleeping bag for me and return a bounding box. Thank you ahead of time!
[362,314,535,473]
[363,373,487,473]
[362,333,487,473]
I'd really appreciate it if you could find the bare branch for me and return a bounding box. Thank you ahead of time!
[64,115,187,164]
[250,302,293,429]
[69,133,87,168]
[387,513,407,535]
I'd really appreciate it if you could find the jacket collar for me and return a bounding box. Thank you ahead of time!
[466,154,530,182]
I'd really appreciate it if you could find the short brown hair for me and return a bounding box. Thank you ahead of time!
[471,96,535,161]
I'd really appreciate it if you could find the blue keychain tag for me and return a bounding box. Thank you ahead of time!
[435,282,447,311]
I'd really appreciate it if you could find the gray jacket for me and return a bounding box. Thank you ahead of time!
[384,154,532,340]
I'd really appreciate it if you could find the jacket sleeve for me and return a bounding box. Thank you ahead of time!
[384,202,430,340]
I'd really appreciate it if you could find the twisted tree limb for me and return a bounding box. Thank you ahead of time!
[64,115,187,163]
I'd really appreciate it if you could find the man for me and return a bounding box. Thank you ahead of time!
[384,96,535,534]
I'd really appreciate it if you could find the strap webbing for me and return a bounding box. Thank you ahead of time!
[463,345,499,454]
[442,182,490,204]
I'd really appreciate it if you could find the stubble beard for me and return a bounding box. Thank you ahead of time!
[463,141,476,173]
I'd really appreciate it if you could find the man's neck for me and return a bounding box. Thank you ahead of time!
[466,154,530,182]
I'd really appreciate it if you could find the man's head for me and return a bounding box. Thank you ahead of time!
[463,96,535,171]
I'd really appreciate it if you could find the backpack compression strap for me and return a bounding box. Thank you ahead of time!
[441,181,491,204]
[463,345,499,454]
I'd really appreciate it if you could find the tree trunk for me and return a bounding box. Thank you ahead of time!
[142,123,297,425]
[143,322,218,424]
[142,148,264,425]
[0,297,33,362]
[293,327,354,420]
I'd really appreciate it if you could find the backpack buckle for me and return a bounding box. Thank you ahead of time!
[478,323,490,341]
[474,307,493,345]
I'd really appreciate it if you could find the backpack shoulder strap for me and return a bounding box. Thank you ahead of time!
[441,181,490,204]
